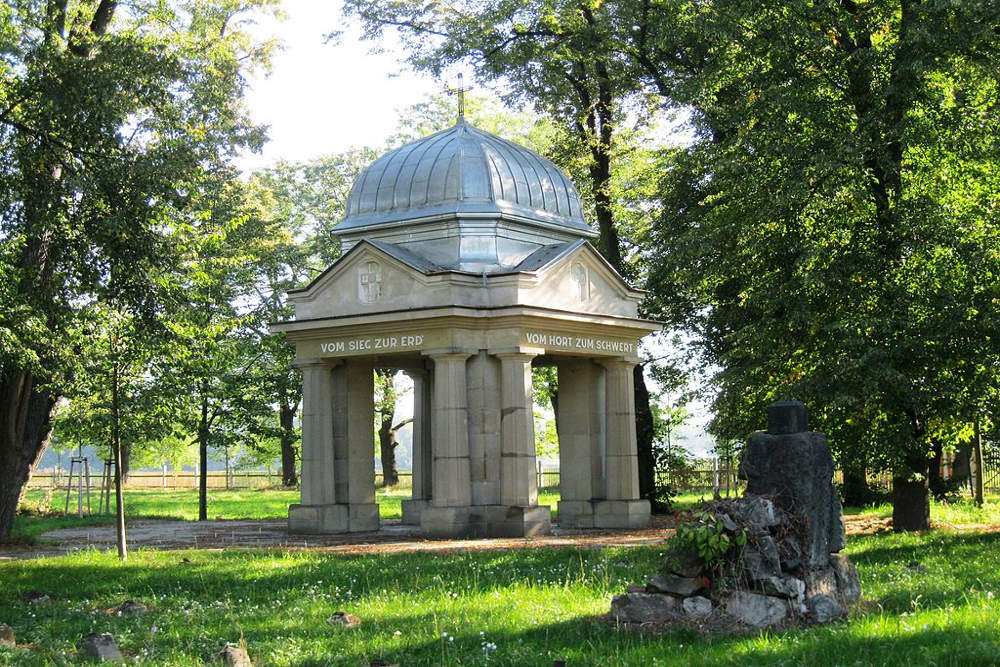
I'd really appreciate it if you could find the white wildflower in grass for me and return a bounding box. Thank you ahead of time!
[394,630,402,637]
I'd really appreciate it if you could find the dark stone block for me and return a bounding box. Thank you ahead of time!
[660,545,704,578]
[830,554,861,605]
[740,429,846,568]
[610,593,681,623]
[647,573,705,597]
[767,400,809,434]
[77,633,123,662]
[806,594,847,623]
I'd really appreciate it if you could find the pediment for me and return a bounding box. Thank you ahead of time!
[290,242,436,320]
[516,242,642,318]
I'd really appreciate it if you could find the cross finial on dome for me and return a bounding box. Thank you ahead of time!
[446,73,472,122]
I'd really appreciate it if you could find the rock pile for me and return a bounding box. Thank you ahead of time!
[611,401,861,631]
[612,495,860,629]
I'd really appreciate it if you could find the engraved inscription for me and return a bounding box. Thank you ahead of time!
[320,334,424,355]
[524,331,634,354]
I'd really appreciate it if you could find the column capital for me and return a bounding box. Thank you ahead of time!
[424,348,475,362]
[597,357,638,371]
[292,357,342,370]
[400,366,430,380]
[491,348,543,362]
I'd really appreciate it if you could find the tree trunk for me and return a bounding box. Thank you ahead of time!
[950,441,973,488]
[279,403,298,487]
[378,415,399,487]
[111,355,127,560]
[892,454,930,532]
[633,365,656,507]
[841,466,871,507]
[198,391,208,521]
[927,438,947,500]
[120,440,132,483]
[0,371,57,539]
[973,418,984,507]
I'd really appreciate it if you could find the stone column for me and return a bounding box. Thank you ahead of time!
[497,352,538,506]
[401,368,432,525]
[288,358,379,534]
[593,359,650,528]
[555,359,605,528]
[488,352,550,536]
[467,352,501,506]
[420,352,473,536]
[293,359,336,509]
[339,360,379,529]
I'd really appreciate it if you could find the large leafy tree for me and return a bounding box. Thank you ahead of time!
[635,0,1000,529]
[241,149,376,486]
[0,0,276,538]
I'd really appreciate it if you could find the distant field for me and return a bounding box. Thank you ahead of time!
[13,485,1000,545]
[11,485,564,543]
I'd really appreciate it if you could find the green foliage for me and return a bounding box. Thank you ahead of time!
[672,510,746,571]
[0,0,280,537]
[633,0,1000,511]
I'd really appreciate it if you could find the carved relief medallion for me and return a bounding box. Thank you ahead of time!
[571,262,590,302]
[358,260,382,303]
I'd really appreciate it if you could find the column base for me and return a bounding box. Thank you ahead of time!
[559,499,651,529]
[558,500,596,528]
[420,505,552,537]
[594,499,651,529]
[401,498,429,525]
[288,503,379,534]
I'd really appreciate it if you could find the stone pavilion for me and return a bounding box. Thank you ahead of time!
[271,118,660,537]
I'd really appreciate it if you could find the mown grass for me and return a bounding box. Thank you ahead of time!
[1,528,999,665]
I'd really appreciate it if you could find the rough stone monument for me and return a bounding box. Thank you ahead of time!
[610,401,860,629]
[272,117,660,538]
[740,400,846,568]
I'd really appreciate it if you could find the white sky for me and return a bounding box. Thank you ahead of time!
[237,0,443,171]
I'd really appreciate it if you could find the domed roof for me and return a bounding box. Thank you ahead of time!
[336,120,592,235]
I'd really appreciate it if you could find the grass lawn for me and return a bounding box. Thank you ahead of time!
[1,526,999,664]
[5,488,1000,664]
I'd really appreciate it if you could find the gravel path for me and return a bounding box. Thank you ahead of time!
[1,517,677,561]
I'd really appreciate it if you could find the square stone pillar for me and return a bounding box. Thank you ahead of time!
[293,359,336,509]
[467,352,501,506]
[556,359,606,528]
[593,359,650,529]
[289,358,379,534]
[401,367,432,525]
[420,351,474,536]
[490,352,550,536]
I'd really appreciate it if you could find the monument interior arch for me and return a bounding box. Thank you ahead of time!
[271,119,660,538]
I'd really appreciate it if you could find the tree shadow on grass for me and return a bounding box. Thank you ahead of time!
[2,532,999,665]
[285,614,1000,667]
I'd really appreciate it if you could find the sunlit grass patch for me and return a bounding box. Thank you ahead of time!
[2,527,999,665]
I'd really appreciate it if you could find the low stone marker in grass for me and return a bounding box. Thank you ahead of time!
[611,401,861,630]
[0,623,14,648]
[217,642,252,666]
[77,632,123,662]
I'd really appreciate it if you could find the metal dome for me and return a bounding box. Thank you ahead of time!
[336,120,592,235]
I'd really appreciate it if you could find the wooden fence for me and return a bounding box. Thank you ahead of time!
[27,456,999,495]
